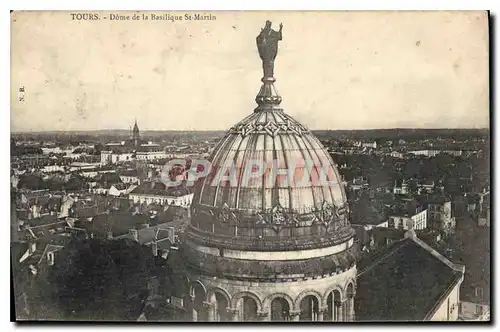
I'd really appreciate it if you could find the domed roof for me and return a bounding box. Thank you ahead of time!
[187,26,353,253]
[188,83,353,250]
[193,108,347,215]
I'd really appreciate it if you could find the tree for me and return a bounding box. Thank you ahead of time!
[32,237,171,321]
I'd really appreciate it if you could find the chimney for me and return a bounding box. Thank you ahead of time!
[129,228,138,242]
[29,242,36,254]
[167,227,175,243]
[47,252,55,266]
[151,241,158,256]
[404,228,416,239]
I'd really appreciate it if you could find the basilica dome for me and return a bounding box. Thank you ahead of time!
[183,22,357,322]
[187,76,354,253]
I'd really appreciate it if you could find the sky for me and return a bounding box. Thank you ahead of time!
[11,11,489,132]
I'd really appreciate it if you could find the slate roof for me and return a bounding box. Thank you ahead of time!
[415,194,450,206]
[112,183,128,191]
[120,169,139,177]
[130,181,192,197]
[390,199,423,217]
[74,205,99,219]
[16,209,29,220]
[355,233,464,321]
[136,224,172,244]
[91,213,142,235]
[118,221,181,244]
[350,199,388,226]
[21,234,72,267]
[27,215,61,227]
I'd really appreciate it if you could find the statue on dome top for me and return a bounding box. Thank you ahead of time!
[256,20,283,79]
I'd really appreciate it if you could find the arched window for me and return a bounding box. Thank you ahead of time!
[299,295,319,321]
[345,283,355,321]
[239,296,258,322]
[270,297,290,321]
[192,283,207,322]
[214,292,230,321]
[326,289,342,321]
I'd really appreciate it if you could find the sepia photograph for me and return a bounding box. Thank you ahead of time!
[10,10,490,322]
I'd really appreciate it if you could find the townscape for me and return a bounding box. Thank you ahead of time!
[11,13,490,323]
[11,124,490,321]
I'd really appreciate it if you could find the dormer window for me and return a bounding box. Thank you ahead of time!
[475,287,483,298]
[47,252,55,266]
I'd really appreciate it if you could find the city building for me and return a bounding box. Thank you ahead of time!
[129,181,193,208]
[119,169,140,184]
[408,150,463,157]
[389,200,428,231]
[393,179,408,195]
[416,194,455,235]
[101,121,167,164]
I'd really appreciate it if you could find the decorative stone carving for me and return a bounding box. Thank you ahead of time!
[229,120,306,137]
[289,310,301,321]
[199,199,345,232]
[202,301,215,308]
[215,203,239,225]
[271,204,287,225]
[218,203,230,223]
[255,213,269,225]
[257,311,269,318]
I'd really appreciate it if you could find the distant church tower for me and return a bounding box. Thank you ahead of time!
[132,119,140,147]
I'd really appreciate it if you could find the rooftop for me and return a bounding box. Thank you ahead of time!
[130,181,192,197]
[355,232,464,321]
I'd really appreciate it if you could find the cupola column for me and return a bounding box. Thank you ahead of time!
[317,308,325,321]
[227,308,239,322]
[203,301,216,321]
[290,310,301,322]
[336,300,344,322]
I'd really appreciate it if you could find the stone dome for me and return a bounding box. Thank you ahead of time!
[187,77,354,252]
[183,23,358,323]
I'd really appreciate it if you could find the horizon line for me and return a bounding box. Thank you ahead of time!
[11,127,490,134]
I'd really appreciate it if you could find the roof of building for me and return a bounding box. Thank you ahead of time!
[390,199,423,217]
[98,173,123,186]
[134,223,174,244]
[415,194,451,206]
[120,169,139,177]
[87,212,149,237]
[184,241,360,280]
[21,233,73,267]
[112,183,129,191]
[74,205,99,219]
[16,209,29,220]
[420,179,435,187]
[355,226,405,248]
[350,198,389,226]
[103,146,136,154]
[27,214,62,228]
[130,181,192,197]
[355,232,464,321]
